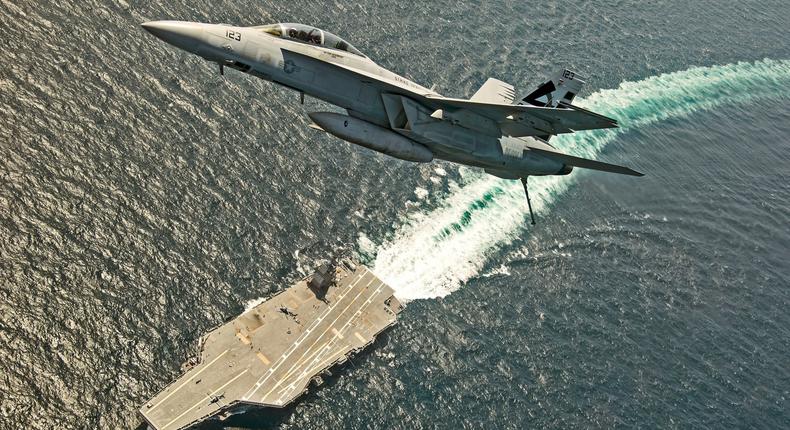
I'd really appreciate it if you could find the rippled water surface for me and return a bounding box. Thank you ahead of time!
[1,1,789,429]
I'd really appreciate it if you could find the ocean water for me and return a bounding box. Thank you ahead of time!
[1,1,789,429]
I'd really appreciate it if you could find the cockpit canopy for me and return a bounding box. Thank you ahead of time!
[255,23,365,57]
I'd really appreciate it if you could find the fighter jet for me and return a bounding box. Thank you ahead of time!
[142,21,643,223]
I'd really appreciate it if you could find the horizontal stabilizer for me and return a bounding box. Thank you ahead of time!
[528,146,644,176]
[520,69,585,108]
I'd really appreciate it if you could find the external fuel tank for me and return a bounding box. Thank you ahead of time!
[309,112,433,162]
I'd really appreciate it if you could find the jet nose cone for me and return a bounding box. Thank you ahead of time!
[141,21,205,52]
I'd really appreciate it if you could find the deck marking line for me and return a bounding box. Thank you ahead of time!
[274,282,387,400]
[260,278,380,401]
[162,369,248,430]
[256,352,271,365]
[276,283,388,401]
[148,349,229,412]
[242,271,372,400]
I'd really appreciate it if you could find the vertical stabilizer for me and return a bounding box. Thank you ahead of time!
[519,69,584,108]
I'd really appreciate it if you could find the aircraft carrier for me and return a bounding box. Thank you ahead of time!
[140,261,403,430]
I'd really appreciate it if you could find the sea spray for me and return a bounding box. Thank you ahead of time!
[366,59,790,301]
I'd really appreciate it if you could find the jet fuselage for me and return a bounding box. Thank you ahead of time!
[142,21,568,178]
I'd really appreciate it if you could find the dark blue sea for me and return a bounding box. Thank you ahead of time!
[1,1,788,428]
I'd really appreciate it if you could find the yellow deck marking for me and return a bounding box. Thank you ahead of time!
[331,327,344,339]
[256,352,271,365]
[354,332,366,343]
[235,332,251,345]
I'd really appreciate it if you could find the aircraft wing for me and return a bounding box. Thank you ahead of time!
[470,78,517,104]
[425,95,618,137]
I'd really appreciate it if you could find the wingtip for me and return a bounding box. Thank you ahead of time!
[613,167,645,177]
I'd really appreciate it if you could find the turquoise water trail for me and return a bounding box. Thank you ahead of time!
[366,59,790,300]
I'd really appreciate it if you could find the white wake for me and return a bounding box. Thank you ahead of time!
[363,59,790,301]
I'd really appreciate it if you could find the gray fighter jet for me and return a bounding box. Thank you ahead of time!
[142,21,643,223]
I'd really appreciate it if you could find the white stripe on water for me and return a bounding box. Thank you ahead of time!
[366,59,790,301]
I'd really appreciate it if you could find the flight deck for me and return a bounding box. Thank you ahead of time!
[140,262,403,430]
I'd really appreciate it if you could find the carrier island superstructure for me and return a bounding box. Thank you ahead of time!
[140,261,403,430]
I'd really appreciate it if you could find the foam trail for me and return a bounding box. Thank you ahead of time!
[365,59,790,301]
